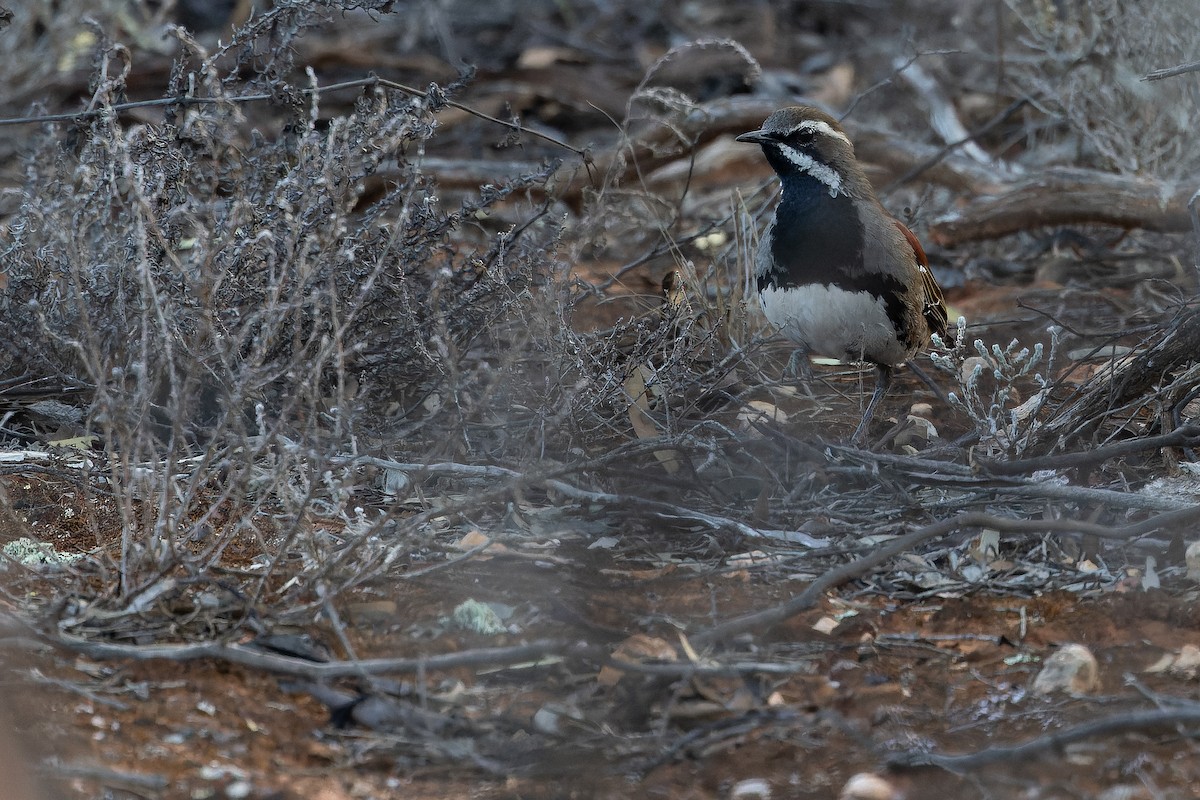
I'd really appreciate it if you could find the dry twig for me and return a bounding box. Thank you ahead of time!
[889,706,1200,771]
[1033,308,1200,448]
[1143,59,1200,81]
[690,507,1200,648]
[975,423,1200,476]
[48,635,567,679]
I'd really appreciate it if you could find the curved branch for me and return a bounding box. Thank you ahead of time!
[929,168,1193,246]
[690,507,1200,648]
[890,707,1200,771]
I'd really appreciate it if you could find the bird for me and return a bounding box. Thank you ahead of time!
[736,106,948,445]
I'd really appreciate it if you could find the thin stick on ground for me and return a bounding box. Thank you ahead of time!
[43,634,570,680]
[974,423,1200,475]
[689,507,1200,648]
[888,706,1200,771]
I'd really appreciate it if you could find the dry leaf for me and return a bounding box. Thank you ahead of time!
[737,401,789,436]
[516,46,580,69]
[1145,644,1200,677]
[727,550,778,566]
[452,529,508,556]
[968,529,1000,564]
[624,364,680,473]
[1144,652,1176,673]
[893,415,938,448]
[677,633,710,668]
[1174,644,1200,672]
[597,633,677,686]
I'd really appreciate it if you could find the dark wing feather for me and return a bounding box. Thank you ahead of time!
[893,219,949,342]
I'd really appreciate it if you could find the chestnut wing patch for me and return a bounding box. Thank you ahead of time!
[893,219,949,341]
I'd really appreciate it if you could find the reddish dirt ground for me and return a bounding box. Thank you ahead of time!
[5,472,1200,800]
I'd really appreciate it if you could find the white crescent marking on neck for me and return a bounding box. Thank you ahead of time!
[775,144,843,198]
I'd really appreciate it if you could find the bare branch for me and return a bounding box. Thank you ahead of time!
[976,424,1200,476]
[690,508,1200,648]
[1143,60,1200,81]
[48,635,569,679]
[929,168,1195,246]
[890,707,1200,771]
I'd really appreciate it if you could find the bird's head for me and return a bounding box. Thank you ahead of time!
[736,106,860,198]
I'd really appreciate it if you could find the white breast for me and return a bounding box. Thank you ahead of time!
[759,283,911,365]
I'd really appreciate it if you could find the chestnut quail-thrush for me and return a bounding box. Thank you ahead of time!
[737,106,948,444]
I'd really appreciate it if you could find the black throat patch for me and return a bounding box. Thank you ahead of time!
[759,179,913,348]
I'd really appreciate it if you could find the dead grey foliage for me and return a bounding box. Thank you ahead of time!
[1000,0,1200,179]
[0,1,565,616]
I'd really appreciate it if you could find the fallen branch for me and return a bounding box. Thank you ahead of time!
[1033,308,1200,449]
[975,424,1200,476]
[35,504,1200,681]
[354,456,830,547]
[928,167,1194,246]
[49,635,568,679]
[888,706,1200,771]
[40,760,169,791]
[689,507,1200,648]
[880,97,1031,194]
[983,482,1195,512]
[834,440,1200,511]
[543,477,827,546]
[1144,59,1200,81]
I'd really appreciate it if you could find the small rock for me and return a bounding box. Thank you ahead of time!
[532,706,562,736]
[531,702,583,736]
[737,401,789,436]
[1185,540,1200,581]
[838,772,901,800]
[1032,643,1099,694]
[893,415,938,448]
[1096,784,1150,800]
[909,402,933,417]
[730,778,771,799]
[198,765,225,781]
[225,780,253,799]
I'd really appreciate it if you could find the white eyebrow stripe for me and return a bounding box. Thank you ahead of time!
[776,143,842,197]
[792,119,852,146]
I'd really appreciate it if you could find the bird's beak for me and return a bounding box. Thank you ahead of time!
[735,129,770,144]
